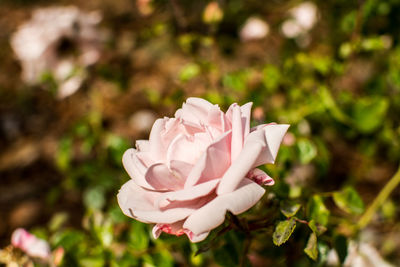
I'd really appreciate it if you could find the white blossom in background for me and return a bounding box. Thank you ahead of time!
[240,17,270,42]
[327,241,394,267]
[11,6,103,99]
[281,2,318,46]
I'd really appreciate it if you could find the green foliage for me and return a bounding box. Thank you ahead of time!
[307,196,330,227]
[333,186,365,215]
[304,232,318,261]
[280,202,301,218]
[3,0,400,266]
[352,97,389,133]
[273,218,297,246]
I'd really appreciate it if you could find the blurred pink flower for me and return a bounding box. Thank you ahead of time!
[118,98,289,242]
[11,228,51,260]
[11,6,103,98]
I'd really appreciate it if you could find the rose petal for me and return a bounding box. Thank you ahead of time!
[152,221,210,242]
[175,98,215,125]
[231,104,244,162]
[158,179,219,208]
[240,102,253,137]
[122,148,155,190]
[217,124,289,195]
[135,140,150,152]
[183,178,265,235]
[166,133,211,165]
[247,168,274,186]
[117,180,196,223]
[145,163,185,191]
[252,124,290,166]
[149,118,167,162]
[185,130,231,188]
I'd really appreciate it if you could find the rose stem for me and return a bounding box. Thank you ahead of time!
[357,164,400,229]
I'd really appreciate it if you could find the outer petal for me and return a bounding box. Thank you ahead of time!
[217,124,289,195]
[247,168,274,186]
[183,178,265,235]
[252,124,290,167]
[152,221,210,242]
[135,140,150,152]
[122,148,154,190]
[117,180,196,224]
[185,130,231,188]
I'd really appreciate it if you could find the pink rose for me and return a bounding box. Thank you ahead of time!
[11,228,51,259]
[118,98,289,242]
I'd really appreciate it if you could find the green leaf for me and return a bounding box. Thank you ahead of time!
[179,63,201,82]
[333,186,365,215]
[334,235,348,264]
[280,202,301,218]
[129,221,149,251]
[262,64,281,92]
[308,220,327,236]
[307,195,330,226]
[273,218,297,246]
[83,187,105,210]
[297,139,317,164]
[352,97,388,133]
[304,232,318,261]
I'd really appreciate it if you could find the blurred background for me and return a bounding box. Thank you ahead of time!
[0,0,400,266]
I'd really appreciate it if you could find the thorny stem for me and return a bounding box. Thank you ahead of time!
[357,164,400,229]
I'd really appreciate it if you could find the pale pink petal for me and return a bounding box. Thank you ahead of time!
[185,130,232,188]
[175,98,215,125]
[149,118,167,161]
[166,132,211,165]
[240,102,253,137]
[117,180,196,224]
[145,163,185,191]
[251,124,290,166]
[217,124,289,195]
[122,148,155,190]
[247,168,274,186]
[217,141,263,195]
[169,160,193,181]
[135,140,150,152]
[207,105,225,132]
[183,178,265,235]
[231,104,244,162]
[184,230,210,242]
[158,179,219,208]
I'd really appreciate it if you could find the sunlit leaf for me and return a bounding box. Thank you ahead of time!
[273,218,297,246]
[352,97,388,133]
[308,220,327,236]
[304,232,318,261]
[307,195,330,226]
[333,186,365,215]
[280,202,301,218]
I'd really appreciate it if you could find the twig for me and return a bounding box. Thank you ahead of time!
[357,164,400,229]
